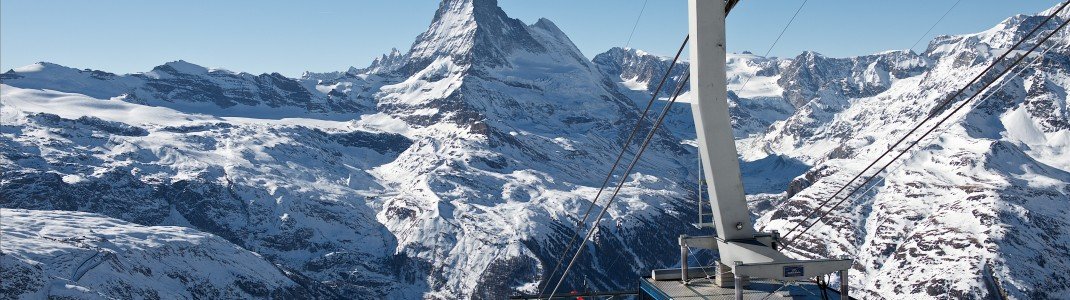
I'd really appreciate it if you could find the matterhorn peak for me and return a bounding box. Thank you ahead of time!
[403,0,546,73]
[436,0,500,17]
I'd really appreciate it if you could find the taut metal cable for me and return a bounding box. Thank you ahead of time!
[547,72,691,299]
[762,0,965,215]
[802,34,1063,242]
[735,0,808,93]
[537,36,689,296]
[783,7,1070,248]
[908,0,961,53]
[780,0,1070,243]
[623,0,650,49]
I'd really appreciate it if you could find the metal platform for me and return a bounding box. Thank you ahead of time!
[640,277,842,300]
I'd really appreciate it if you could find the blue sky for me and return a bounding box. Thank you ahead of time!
[1,0,1058,77]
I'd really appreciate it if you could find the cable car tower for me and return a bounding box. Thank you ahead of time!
[641,0,853,299]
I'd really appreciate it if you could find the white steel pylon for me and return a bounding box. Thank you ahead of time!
[682,0,852,299]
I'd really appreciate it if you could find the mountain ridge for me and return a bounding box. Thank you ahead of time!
[2,0,1069,299]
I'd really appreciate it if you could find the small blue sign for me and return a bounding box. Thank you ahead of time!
[784,265,805,277]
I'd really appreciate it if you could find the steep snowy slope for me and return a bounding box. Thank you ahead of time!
[0,208,336,299]
[1,0,704,298]
[592,5,1069,298]
[739,49,930,163]
[0,85,420,298]
[593,47,796,139]
[323,0,703,297]
[1,0,1068,298]
[750,6,1070,299]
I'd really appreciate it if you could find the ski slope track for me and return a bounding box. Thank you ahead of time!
[1,0,1068,298]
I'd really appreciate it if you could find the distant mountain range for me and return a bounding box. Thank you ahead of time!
[2,0,1068,299]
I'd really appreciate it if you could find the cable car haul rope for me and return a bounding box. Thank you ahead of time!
[534,1,1070,299]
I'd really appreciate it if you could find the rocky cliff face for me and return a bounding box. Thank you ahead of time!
[1,209,339,299]
[310,0,701,297]
[2,0,1068,299]
[2,0,698,298]
[592,4,1070,299]
[0,85,415,298]
[745,7,1070,299]
[593,48,797,140]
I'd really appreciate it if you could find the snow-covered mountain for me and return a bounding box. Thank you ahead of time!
[2,60,367,117]
[743,7,1070,299]
[1,208,338,299]
[593,47,798,140]
[0,85,414,298]
[2,0,1068,299]
[2,0,698,298]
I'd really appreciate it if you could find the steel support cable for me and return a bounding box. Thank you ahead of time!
[547,72,691,299]
[866,41,1059,194]
[623,0,650,49]
[779,0,1070,242]
[802,38,1061,240]
[760,0,963,193]
[782,12,1070,248]
[537,36,689,295]
[758,0,970,219]
[908,0,961,53]
[685,245,715,279]
[759,283,792,300]
[736,0,808,93]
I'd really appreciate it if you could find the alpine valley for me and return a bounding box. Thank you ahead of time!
[2,0,1068,299]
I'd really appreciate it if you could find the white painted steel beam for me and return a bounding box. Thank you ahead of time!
[688,0,755,242]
